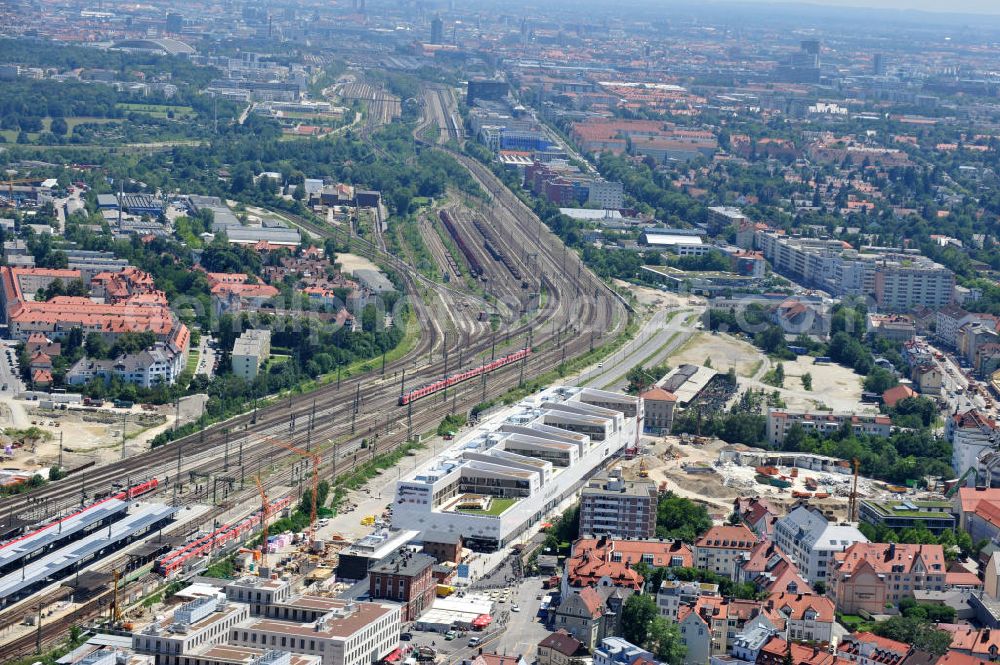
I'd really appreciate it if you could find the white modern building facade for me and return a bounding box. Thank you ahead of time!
[391,386,642,551]
[772,506,868,583]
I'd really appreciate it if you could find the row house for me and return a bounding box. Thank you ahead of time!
[694,525,759,579]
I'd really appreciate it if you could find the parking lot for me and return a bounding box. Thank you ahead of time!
[401,573,549,663]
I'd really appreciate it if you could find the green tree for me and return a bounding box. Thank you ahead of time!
[621,594,658,646]
[85,332,109,358]
[656,493,712,541]
[864,367,899,394]
[801,372,812,391]
[872,616,952,655]
[646,616,686,665]
[50,117,68,136]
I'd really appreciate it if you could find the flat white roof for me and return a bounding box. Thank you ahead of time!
[645,235,704,246]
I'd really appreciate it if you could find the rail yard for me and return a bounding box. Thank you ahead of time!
[0,83,627,661]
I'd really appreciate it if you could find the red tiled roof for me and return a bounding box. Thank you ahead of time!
[882,384,917,407]
[695,524,758,549]
[640,386,677,402]
[833,543,945,576]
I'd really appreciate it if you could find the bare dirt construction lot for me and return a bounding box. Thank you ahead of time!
[771,356,866,412]
[620,435,854,521]
[614,280,696,311]
[336,252,381,276]
[0,404,170,475]
[668,331,762,377]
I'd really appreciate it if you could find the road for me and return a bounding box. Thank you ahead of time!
[194,336,216,378]
[579,307,701,391]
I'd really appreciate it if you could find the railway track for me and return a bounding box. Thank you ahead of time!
[0,84,626,661]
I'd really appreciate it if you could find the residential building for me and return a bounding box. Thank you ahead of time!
[758,637,836,665]
[859,499,956,535]
[874,257,954,312]
[694,525,760,579]
[937,306,984,349]
[227,601,400,665]
[733,499,780,541]
[829,543,946,614]
[678,596,763,665]
[563,536,692,594]
[838,633,911,665]
[641,386,677,433]
[766,409,891,447]
[882,384,918,408]
[955,488,1000,545]
[392,386,641,552]
[367,549,436,622]
[66,341,187,388]
[232,330,272,382]
[554,587,605,651]
[867,314,917,342]
[948,410,998,476]
[738,542,809,596]
[773,505,868,583]
[579,469,658,539]
[593,637,654,665]
[537,630,584,665]
[707,207,749,234]
[911,363,943,395]
[657,580,719,620]
[0,268,187,359]
[950,627,1000,661]
[761,592,836,643]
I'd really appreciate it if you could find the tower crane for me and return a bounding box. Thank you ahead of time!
[254,475,270,569]
[263,437,321,534]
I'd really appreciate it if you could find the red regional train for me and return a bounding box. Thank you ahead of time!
[154,495,293,576]
[399,348,531,406]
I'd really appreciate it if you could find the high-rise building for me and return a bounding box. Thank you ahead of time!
[579,469,657,539]
[873,52,887,75]
[430,15,444,44]
[165,12,183,33]
[800,39,820,56]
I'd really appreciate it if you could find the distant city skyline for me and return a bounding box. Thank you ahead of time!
[782,0,1000,14]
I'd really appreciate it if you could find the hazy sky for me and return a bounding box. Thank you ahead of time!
[773,0,1000,15]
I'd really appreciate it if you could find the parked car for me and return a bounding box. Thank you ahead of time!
[400,633,412,641]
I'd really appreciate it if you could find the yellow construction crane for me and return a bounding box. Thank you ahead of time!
[263,437,321,533]
[255,475,270,569]
[110,568,122,626]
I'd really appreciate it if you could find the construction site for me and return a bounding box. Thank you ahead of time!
[617,434,952,522]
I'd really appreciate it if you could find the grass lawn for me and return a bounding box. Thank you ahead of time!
[456,497,517,516]
[116,102,195,119]
[185,350,199,374]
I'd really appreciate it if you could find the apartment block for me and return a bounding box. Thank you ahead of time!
[579,469,657,539]
[874,258,954,312]
[657,580,719,620]
[773,506,868,583]
[829,542,946,614]
[232,329,272,382]
[766,409,891,447]
[693,525,759,579]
